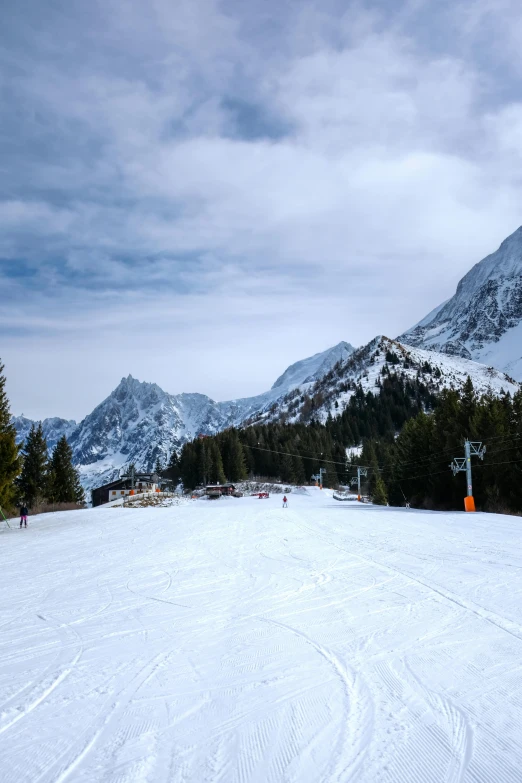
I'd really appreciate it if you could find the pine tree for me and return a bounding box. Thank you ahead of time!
[209,440,226,484]
[154,456,164,475]
[391,411,436,506]
[372,473,388,505]
[0,360,20,511]
[196,440,211,485]
[279,453,294,483]
[229,435,247,481]
[364,441,388,505]
[460,376,477,435]
[166,448,181,486]
[17,423,49,508]
[73,469,85,506]
[126,462,137,482]
[48,435,84,504]
[292,455,306,485]
[221,430,247,482]
[179,443,198,490]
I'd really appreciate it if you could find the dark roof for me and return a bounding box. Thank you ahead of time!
[120,473,158,481]
[92,474,157,494]
[92,478,128,492]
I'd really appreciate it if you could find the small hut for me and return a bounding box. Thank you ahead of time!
[205,483,236,499]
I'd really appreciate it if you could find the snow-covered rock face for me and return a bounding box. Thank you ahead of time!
[11,415,77,452]
[399,226,522,379]
[271,342,355,390]
[69,378,235,490]
[12,343,357,491]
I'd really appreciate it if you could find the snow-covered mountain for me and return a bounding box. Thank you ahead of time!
[399,226,522,379]
[216,341,355,424]
[69,379,232,490]
[253,336,520,426]
[12,334,519,492]
[13,342,355,490]
[271,342,354,390]
[11,415,77,452]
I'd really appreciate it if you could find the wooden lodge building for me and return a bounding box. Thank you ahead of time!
[92,472,160,507]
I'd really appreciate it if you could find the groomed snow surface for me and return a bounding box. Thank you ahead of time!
[2,490,522,782]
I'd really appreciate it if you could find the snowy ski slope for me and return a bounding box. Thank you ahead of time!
[1,490,522,782]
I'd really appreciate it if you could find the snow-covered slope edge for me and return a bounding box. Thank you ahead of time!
[399,226,522,379]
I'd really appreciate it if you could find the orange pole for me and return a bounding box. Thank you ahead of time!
[464,496,476,512]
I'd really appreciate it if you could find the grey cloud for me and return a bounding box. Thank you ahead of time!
[2,0,522,417]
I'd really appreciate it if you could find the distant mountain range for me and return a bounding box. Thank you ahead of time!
[12,416,77,452]
[399,226,522,379]
[12,341,356,490]
[12,226,522,492]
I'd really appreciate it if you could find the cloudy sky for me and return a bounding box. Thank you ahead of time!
[2,0,522,420]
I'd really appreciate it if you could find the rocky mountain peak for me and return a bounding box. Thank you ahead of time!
[399,226,522,379]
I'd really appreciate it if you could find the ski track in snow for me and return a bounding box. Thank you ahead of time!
[2,493,522,781]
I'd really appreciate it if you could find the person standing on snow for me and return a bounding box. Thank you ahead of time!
[282,496,288,508]
[20,504,28,528]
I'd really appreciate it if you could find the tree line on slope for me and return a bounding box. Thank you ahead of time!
[356,377,522,514]
[0,361,85,516]
[178,374,437,490]
[178,373,522,514]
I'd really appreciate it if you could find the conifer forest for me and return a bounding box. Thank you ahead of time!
[179,374,522,515]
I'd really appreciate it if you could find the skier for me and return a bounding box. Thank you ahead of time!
[282,496,288,508]
[20,504,28,528]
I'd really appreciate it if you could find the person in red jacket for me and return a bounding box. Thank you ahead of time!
[282,496,288,508]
